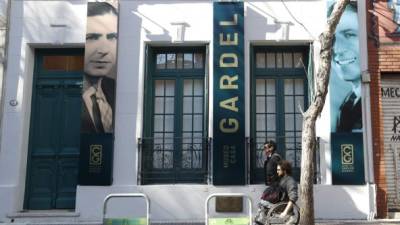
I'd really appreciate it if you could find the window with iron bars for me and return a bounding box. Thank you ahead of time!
[140,47,209,184]
[250,46,309,183]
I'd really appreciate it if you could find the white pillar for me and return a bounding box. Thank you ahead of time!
[358,0,377,219]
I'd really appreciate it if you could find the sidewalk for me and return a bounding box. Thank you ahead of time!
[1,219,400,225]
[1,222,399,225]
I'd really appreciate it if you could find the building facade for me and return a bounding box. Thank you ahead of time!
[0,0,378,223]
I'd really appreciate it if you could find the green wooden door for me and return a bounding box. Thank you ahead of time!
[25,49,83,209]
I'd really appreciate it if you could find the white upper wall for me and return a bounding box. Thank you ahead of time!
[122,0,326,43]
[16,0,327,45]
[245,1,324,42]
[23,0,87,44]
[136,2,213,42]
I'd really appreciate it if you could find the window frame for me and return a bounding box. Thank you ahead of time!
[141,46,209,184]
[250,45,309,184]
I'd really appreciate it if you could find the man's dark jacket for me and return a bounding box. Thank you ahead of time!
[264,152,281,185]
[337,91,362,132]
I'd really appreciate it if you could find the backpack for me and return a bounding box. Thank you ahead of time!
[261,184,282,204]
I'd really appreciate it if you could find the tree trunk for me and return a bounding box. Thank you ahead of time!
[299,1,350,225]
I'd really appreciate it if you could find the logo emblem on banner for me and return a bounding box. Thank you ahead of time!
[341,144,354,165]
[90,145,103,166]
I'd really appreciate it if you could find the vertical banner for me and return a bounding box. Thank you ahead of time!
[388,0,400,34]
[79,1,119,185]
[331,133,365,185]
[213,1,245,185]
[328,1,364,184]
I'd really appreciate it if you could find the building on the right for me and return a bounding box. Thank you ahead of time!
[368,0,400,219]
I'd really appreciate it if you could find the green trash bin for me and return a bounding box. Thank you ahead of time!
[205,193,253,225]
[103,218,147,225]
[103,194,150,225]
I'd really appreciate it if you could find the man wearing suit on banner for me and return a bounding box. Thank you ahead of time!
[329,2,362,132]
[81,2,118,133]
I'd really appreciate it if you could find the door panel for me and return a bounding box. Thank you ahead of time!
[27,87,60,209]
[26,83,81,209]
[56,85,81,208]
[56,158,79,208]
[28,159,57,209]
[33,87,60,156]
[59,86,81,155]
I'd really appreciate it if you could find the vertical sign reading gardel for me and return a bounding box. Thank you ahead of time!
[328,0,364,184]
[78,0,119,185]
[213,1,245,185]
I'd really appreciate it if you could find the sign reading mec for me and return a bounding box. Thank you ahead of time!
[213,1,245,185]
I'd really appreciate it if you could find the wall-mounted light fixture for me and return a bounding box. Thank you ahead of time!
[362,71,371,83]
[274,20,293,41]
[0,15,5,27]
[9,99,17,106]
[0,1,6,26]
[49,19,69,45]
[170,22,189,43]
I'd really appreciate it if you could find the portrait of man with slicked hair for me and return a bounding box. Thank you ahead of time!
[81,2,118,134]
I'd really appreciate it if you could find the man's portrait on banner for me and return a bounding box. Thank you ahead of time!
[81,2,118,134]
[328,1,362,133]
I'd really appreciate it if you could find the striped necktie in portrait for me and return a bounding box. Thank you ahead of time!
[91,93,104,133]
